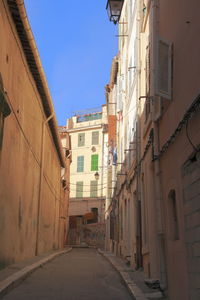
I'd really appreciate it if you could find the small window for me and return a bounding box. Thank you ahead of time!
[77,156,84,172]
[92,131,99,145]
[90,181,98,197]
[168,189,179,240]
[78,133,85,147]
[91,154,98,171]
[76,181,83,198]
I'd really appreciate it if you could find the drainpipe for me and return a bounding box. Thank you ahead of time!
[136,0,142,269]
[152,0,165,283]
[35,113,54,256]
[101,124,105,223]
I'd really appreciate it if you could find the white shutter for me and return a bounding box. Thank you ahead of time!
[156,38,172,100]
[117,76,123,112]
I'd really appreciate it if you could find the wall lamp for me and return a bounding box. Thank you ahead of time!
[94,172,100,180]
[106,0,124,24]
[139,96,153,100]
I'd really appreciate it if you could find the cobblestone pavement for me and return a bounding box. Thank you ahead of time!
[2,248,134,300]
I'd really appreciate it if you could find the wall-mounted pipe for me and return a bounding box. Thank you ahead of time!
[35,113,54,256]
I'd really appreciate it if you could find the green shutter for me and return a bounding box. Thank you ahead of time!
[90,181,98,197]
[91,154,98,171]
[77,156,84,172]
[76,181,83,198]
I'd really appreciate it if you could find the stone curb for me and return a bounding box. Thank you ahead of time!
[98,249,148,300]
[0,247,72,298]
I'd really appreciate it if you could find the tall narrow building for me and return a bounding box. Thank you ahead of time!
[66,106,108,248]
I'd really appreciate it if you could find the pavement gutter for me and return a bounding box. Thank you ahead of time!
[98,249,148,300]
[0,247,72,298]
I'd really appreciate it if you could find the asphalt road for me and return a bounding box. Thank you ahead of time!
[3,248,133,300]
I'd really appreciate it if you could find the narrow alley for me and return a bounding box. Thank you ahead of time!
[1,0,200,299]
[2,249,133,300]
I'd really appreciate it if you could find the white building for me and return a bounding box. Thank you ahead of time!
[66,106,108,245]
[105,0,140,264]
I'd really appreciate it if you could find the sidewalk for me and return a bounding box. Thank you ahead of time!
[0,247,72,298]
[99,250,167,300]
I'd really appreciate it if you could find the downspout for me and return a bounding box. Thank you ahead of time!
[35,113,54,256]
[136,0,142,269]
[58,179,62,248]
[152,0,166,284]
[101,124,105,223]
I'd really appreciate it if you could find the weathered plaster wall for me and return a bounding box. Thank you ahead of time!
[0,0,66,269]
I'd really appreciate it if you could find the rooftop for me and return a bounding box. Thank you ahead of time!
[73,107,102,123]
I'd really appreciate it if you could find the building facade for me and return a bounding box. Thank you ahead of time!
[66,106,108,247]
[0,0,69,269]
[105,0,200,299]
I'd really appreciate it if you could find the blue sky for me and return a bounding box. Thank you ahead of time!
[24,1,118,125]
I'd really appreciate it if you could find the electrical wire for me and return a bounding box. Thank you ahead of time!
[185,119,199,152]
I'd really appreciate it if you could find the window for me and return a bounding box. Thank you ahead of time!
[92,131,99,145]
[78,133,85,147]
[156,38,172,99]
[77,156,84,172]
[145,44,151,120]
[76,181,83,198]
[90,181,98,198]
[0,78,11,150]
[168,190,179,240]
[91,154,98,171]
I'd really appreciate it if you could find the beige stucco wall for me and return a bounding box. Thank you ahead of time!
[139,0,200,299]
[156,1,200,299]
[67,107,107,222]
[0,0,66,268]
[69,126,104,199]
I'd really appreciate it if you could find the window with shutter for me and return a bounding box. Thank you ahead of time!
[156,38,172,99]
[117,76,123,112]
[91,154,98,171]
[92,131,99,145]
[78,133,85,147]
[76,182,83,198]
[90,181,98,198]
[145,44,151,120]
[77,156,84,172]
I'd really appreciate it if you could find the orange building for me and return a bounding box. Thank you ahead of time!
[106,0,200,299]
[0,0,69,268]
